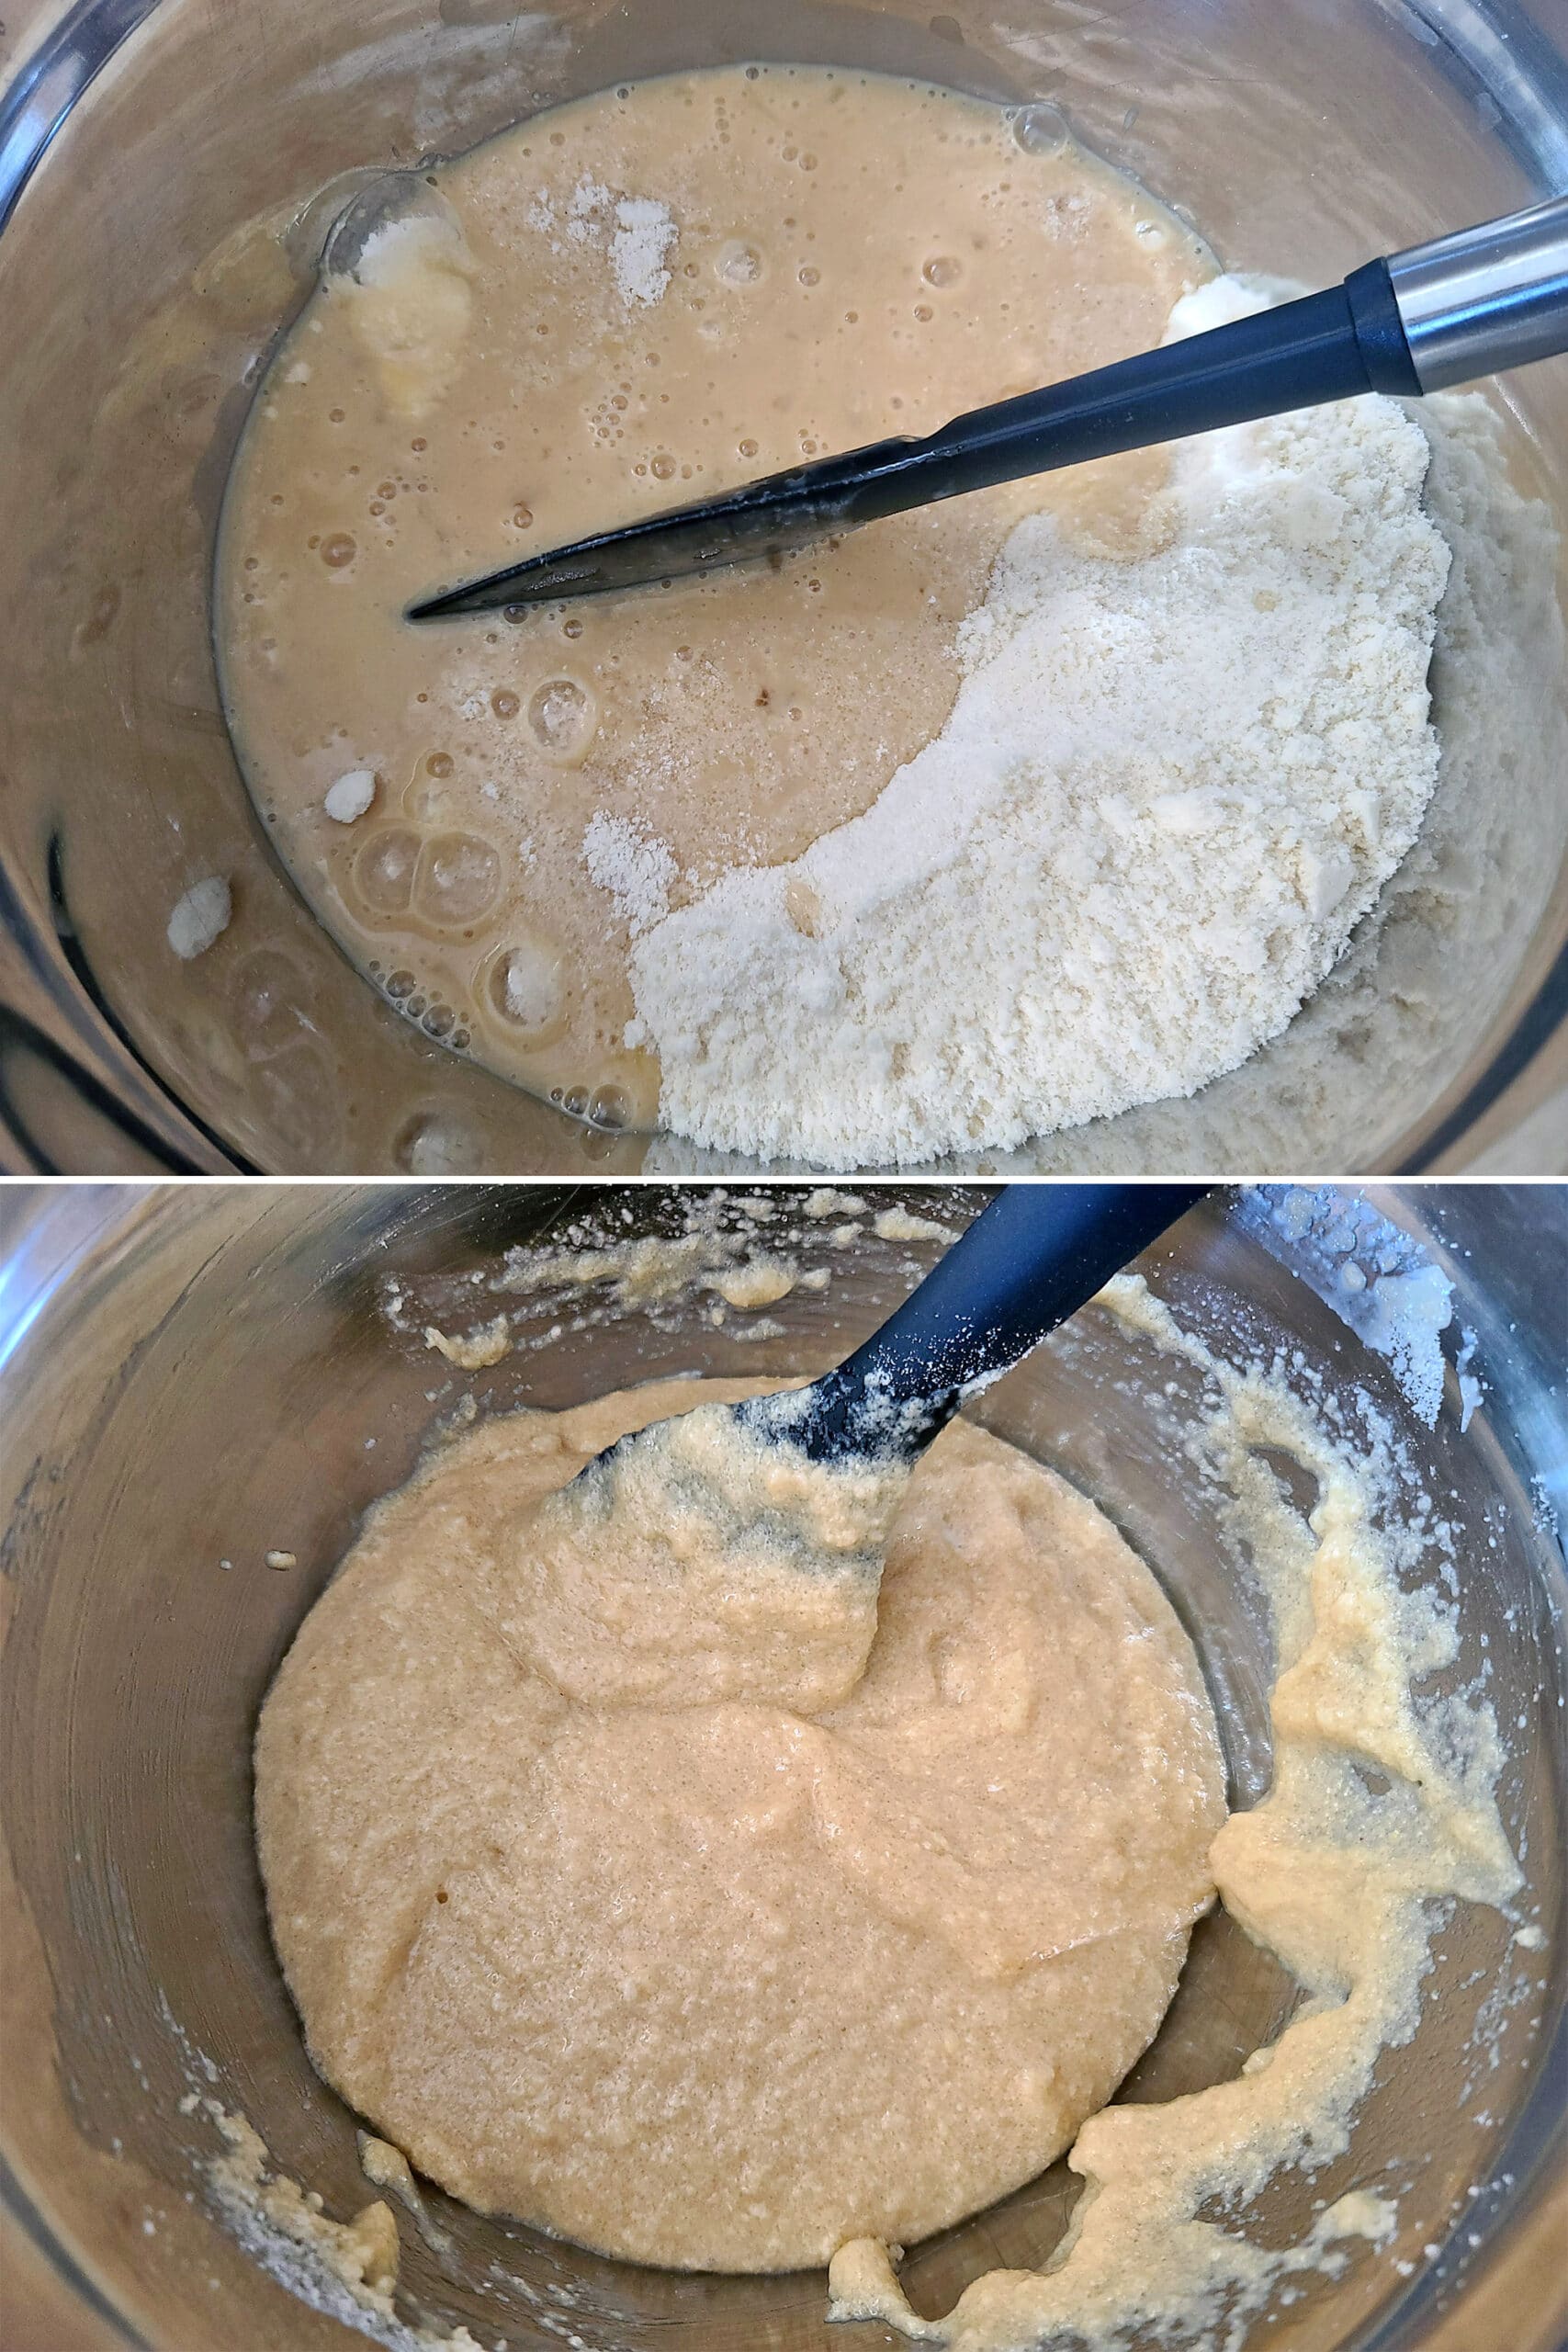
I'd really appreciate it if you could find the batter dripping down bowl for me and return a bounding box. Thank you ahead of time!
[0,1182,1563,2351]
[1,0,1567,1175]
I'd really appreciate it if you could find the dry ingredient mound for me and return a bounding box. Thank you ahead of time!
[630,278,1452,1169]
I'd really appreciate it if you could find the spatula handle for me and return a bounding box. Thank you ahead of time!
[854,197,1568,511]
[411,196,1568,617]
[749,1183,1208,1464]
[1387,194,1568,390]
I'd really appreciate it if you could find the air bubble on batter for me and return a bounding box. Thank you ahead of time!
[588,1082,631,1130]
[352,827,421,916]
[414,833,503,927]
[716,241,764,284]
[231,948,312,1059]
[486,933,569,1046]
[527,677,598,764]
[1011,102,1069,155]
[394,1110,481,1175]
[321,172,465,282]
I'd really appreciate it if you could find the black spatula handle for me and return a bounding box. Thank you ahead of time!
[742,1183,1208,1464]
[797,262,1418,528]
[411,195,1568,617]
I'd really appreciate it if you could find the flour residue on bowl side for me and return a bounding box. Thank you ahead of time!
[828,1273,1525,2351]
[197,2098,490,2350]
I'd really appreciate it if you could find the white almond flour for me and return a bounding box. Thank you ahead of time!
[166,876,231,961]
[582,809,679,934]
[610,195,677,306]
[324,768,378,824]
[626,278,1453,1169]
[529,176,676,305]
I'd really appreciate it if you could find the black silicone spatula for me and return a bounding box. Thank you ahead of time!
[409,196,1567,620]
[739,1182,1207,1464]
[586,1184,1208,1494]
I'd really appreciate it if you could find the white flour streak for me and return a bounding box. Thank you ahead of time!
[582,810,678,933]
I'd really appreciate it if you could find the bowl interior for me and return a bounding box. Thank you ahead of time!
[0,0,1566,1173]
[0,1182,1562,2349]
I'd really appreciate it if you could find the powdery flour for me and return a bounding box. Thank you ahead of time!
[626,280,1453,1169]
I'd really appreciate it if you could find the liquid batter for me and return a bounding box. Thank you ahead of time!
[254,1379,1226,2272]
[217,67,1204,1135]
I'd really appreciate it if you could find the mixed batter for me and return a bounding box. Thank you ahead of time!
[254,1381,1227,2271]
[242,1211,1532,2349]
[215,66,1210,1146]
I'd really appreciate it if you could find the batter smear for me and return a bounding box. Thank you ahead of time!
[254,1381,1227,2272]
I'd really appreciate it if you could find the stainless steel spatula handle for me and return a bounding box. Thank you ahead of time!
[1387,194,1568,390]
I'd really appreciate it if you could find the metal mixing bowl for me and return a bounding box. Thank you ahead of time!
[1,0,1566,1176]
[0,1180,1563,2350]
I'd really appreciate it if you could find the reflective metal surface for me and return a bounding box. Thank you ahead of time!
[0,1181,1563,2349]
[1389,194,1568,387]
[0,0,1565,1177]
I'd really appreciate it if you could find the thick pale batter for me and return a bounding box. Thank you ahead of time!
[217,67,1204,1133]
[254,1379,1226,2271]
[826,1276,1526,2349]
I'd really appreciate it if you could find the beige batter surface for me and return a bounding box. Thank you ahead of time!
[254,1379,1226,2272]
[217,67,1204,1134]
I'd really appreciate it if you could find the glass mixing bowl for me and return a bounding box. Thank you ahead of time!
[0,0,1566,1176]
[0,1181,1563,2351]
